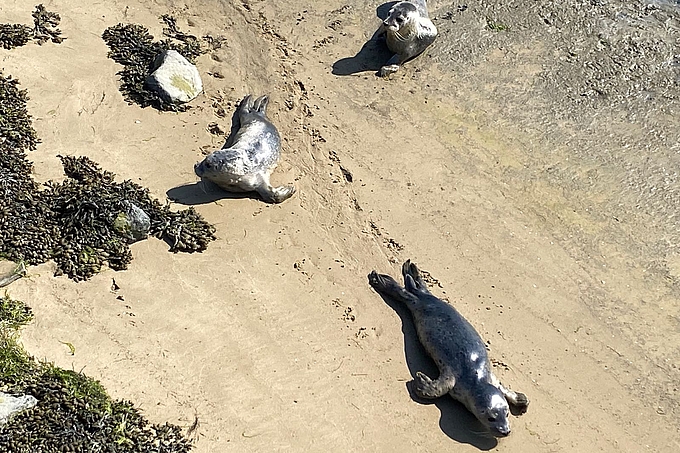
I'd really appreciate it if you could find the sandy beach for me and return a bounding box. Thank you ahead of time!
[2,0,679,451]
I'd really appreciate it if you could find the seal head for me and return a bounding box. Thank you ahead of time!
[473,384,511,437]
[383,2,418,33]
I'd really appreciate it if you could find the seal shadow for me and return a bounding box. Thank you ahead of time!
[373,291,499,451]
[331,2,397,76]
[166,181,255,206]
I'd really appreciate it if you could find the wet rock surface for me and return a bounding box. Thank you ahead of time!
[0,392,37,425]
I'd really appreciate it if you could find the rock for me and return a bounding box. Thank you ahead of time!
[112,201,150,242]
[145,50,202,104]
[0,392,37,424]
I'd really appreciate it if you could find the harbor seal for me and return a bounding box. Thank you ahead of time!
[194,94,295,203]
[377,0,437,76]
[368,260,529,437]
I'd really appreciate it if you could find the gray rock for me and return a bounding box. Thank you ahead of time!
[0,392,37,424]
[112,201,150,242]
[145,50,202,104]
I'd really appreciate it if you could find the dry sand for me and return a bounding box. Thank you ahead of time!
[1,0,679,451]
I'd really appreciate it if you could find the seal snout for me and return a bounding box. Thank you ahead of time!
[194,160,205,178]
[493,425,511,438]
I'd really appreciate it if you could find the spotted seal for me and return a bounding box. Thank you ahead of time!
[368,260,529,437]
[194,94,295,203]
[377,0,437,76]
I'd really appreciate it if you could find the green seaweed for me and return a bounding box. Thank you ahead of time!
[0,291,33,330]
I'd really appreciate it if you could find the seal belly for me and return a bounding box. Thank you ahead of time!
[409,295,492,380]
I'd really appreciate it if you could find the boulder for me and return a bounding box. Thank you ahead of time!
[145,50,202,104]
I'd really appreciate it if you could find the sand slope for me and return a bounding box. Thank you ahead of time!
[2,0,678,451]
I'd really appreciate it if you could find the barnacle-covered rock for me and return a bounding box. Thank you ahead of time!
[113,201,151,242]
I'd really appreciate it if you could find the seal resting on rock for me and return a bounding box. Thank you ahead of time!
[368,260,529,437]
[377,0,437,76]
[194,94,295,203]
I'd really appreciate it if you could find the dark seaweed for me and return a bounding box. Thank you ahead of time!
[0,4,63,50]
[0,73,216,282]
[0,295,192,453]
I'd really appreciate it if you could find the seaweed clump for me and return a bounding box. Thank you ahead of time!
[0,24,33,50]
[0,4,63,50]
[102,15,205,111]
[0,294,192,452]
[0,72,216,282]
[31,3,64,45]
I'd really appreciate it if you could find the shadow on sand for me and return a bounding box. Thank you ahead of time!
[331,2,397,76]
[166,181,258,206]
[371,287,499,450]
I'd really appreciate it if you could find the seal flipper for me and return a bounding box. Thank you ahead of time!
[402,260,431,294]
[414,370,456,399]
[256,178,296,204]
[501,385,529,416]
[379,54,401,77]
[491,373,529,415]
[368,271,416,305]
[253,95,269,115]
[237,95,256,124]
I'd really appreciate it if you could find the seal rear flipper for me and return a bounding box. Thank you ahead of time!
[368,271,414,304]
[252,95,269,115]
[238,94,255,114]
[402,260,431,294]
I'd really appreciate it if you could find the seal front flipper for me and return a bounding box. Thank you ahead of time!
[492,374,529,415]
[256,177,296,204]
[379,54,401,77]
[501,384,529,415]
[413,370,455,399]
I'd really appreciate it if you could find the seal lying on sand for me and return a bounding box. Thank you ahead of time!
[368,260,529,437]
[377,0,437,76]
[194,94,295,203]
